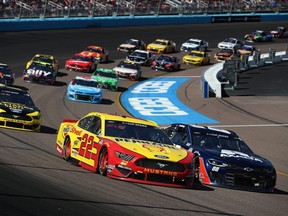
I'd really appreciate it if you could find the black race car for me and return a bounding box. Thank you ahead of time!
[0,84,42,132]
[151,55,181,72]
[163,124,277,192]
[0,63,15,86]
[23,62,57,85]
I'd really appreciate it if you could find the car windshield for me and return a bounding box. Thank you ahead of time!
[72,79,99,87]
[0,66,12,75]
[105,120,173,144]
[157,55,172,62]
[191,132,253,154]
[153,40,167,45]
[220,49,234,54]
[0,89,35,106]
[126,39,138,45]
[84,47,102,53]
[95,71,117,78]
[130,51,147,58]
[32,56,53,64]
[117,62,139,69]
[224,38,236,43]
[72,55,91,62]
[189,52,204,57]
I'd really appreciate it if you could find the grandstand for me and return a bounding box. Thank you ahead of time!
[0,0,287,18]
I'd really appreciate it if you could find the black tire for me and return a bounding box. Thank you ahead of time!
[63,137,71,162]
[98,148,108,176]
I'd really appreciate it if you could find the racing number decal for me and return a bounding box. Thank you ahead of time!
[79,134,98,161]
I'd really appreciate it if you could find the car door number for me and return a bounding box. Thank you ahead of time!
[79,133,98,159]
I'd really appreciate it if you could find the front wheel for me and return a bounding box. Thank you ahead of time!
[98,148,108,176]
[63,137,71,162]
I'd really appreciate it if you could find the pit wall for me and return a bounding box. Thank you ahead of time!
[0,13,288,32]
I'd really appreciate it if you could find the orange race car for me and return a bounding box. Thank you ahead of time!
[80,46,109,63]
[214,48,236,61]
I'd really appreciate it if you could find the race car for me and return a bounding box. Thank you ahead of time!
[80,46,109,63]
[270,26,288,38]
[0,63,15,86]
[244,30,273,42]
[151,55,181,72]
[117,39,146,53]
[23,62,57,85]
[26,54,59,72]
[146,39,176,54]
[180,38,209,52]
[113,60,142,81]
[163,124,277,192]
[65,53,97,73]
[126,49,155,66]
[182,50,210,66]
[55,112,196,188]
[91,68,118,91]
[214,48,235,62]
[67,76,102,104]
[236,45,256,56]
[0,84,42,132]
[217,38,244,50]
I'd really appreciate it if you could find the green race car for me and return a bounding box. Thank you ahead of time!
[91,68,119,91]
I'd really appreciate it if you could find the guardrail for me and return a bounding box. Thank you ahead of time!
[203,48,288,98]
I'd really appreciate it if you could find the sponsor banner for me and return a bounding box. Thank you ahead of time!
[121,77,219,125]
[211,16,261,23]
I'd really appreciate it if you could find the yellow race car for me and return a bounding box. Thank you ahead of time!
[26,54,59,72]
[56,112,196,188]
[146,39,176,54]
[182,50,210,66]
[0,84,42,132]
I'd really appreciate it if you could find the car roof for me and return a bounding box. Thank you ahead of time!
[86,112,159,126]
[173,123,238,138]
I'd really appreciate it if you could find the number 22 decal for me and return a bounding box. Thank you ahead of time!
[79,134,98,159]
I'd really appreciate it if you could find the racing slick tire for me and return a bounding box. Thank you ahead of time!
[98,148,108,176]
[63,137,72,162]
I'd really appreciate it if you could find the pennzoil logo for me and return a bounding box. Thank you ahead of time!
[144,168,177,177]
[142,144,167,153]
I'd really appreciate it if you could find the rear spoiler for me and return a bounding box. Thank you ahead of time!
[63,119,78,123]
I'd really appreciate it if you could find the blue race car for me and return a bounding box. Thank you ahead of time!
[163,124,276,192]
[67,76,102,104]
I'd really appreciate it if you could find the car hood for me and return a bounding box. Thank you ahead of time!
[148,44,166,49]
[112,137,188,161]
[218,42,235,47]
[66,59,90,66]
[0,102,39,114]
[184,55,203,61]
[181,42,198,48]
[113,67,137,73]
[199,148,273,167]
[80,51,101,57]
[119,44,136,49]
[216,51,232,57]
[94,76,117,84]
[69,84,101,93]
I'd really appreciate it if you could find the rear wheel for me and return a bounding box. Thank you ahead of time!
[98,148,108,176]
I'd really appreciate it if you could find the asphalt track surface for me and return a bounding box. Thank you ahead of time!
[0,21,288,216]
